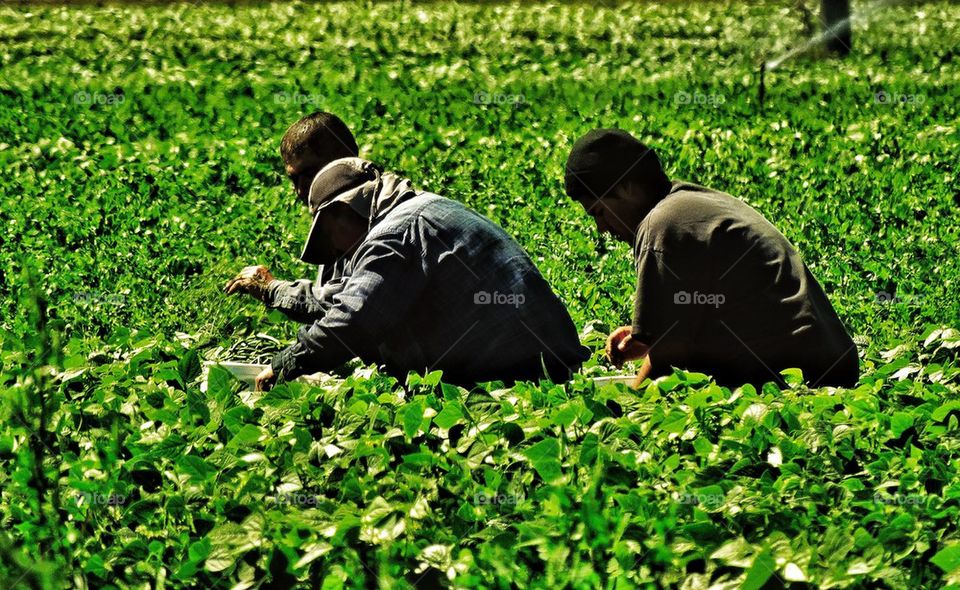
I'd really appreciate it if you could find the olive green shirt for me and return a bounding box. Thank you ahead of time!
[632,181,858,387]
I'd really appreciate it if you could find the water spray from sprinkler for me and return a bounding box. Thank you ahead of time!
[758,0,898,107]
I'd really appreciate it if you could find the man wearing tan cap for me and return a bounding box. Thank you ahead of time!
[227,120,589,389]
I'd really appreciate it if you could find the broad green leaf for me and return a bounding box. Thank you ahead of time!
[206,364,235,403]
[177,455,217,483]
[228,424,264,448]
[523,437,561,482]
[890,412,914,437]
[188,538,211,562]
[434,402,463,429]
[401,398,426,438]
[741,548,775,590]
[932,543,960,573]
[178,348,202,384]
[660,409,689,434]
[552,403,580,428]
[710,538,753,568]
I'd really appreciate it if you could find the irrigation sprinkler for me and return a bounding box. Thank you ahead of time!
[758,0,898,107]
[758,61,766,108]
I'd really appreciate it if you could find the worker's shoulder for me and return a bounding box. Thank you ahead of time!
[374,193,441,226]
[645,181,744,226]
[384,192,465,215]
[396,192,497,228]
[374,193,483,237]
[640,181,767,242]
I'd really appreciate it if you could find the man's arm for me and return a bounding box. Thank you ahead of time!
[630,243,699,365]
[265,275,345,324]
[269,232,425,384]
[630,356,656,388]
[225,263,347,324]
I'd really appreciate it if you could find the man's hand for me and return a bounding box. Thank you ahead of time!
[255,367,276,392]
[606,325,650,368]
[224,265,276,302]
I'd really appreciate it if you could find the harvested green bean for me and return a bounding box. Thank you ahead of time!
[207,333,284,365]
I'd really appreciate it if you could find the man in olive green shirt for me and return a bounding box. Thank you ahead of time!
[565,128,858,389]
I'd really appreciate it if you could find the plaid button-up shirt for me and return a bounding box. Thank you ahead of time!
[266,260,347,325]
[268,193,589,385]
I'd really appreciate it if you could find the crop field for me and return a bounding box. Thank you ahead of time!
[1,0,959,588]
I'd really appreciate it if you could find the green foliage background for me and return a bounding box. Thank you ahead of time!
[0,1,958,588]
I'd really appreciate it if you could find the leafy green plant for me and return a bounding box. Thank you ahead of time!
[0,1,958,588]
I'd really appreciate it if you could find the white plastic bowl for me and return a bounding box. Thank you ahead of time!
[590,375,638,387]
[201,361,328,393]
[201,361,267,391]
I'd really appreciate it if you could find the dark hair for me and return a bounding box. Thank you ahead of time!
[616,150,671,201]
[280,112,359,167]
[565,128,671,201]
